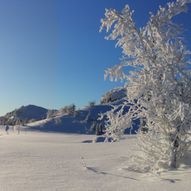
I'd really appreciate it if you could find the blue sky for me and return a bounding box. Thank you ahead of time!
[0,0,190,115]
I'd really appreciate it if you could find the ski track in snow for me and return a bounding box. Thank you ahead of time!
[0,132,190,191]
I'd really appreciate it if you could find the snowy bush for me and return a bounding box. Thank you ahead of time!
[86,101,96,109]
[100,0,191,172]
[46,109,57,118]
[100,87,127,104]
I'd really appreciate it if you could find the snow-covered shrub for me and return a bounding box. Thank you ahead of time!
[46,109,57,118]
[67,104,76,115]
[85,101,96,110]
[100,87,127,104]
[100,0,191,172]
[51,104,76,117]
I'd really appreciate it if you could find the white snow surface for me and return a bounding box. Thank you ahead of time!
[0,132,190,191]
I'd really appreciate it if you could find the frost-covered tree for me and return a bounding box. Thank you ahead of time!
[100,0,191,172]
[67,104,76,115]
[86,101,96,109]
[46,109,57,118]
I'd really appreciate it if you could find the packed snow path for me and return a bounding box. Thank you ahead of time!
[0,132,190,191]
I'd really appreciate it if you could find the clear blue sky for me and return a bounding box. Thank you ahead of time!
[0,0,190,115]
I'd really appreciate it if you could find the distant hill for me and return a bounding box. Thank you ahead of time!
[0,105,48,125]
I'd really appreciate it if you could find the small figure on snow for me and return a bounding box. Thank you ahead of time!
[5,125,9,134]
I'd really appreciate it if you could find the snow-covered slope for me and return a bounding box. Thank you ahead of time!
[25,99,139,134]
[26,104,113,134]
[0,132,190,191]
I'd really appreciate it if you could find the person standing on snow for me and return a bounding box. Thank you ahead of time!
[5,125,9,134]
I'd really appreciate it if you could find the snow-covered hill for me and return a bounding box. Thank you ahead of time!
[25,99,139,134]
[26,104,113,134]
[0,87,139,134]
[0,105,48,125]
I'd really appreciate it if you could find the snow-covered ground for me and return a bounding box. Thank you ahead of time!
[0,132,190,191]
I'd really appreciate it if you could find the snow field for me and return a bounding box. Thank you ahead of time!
[0,133,190,191]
